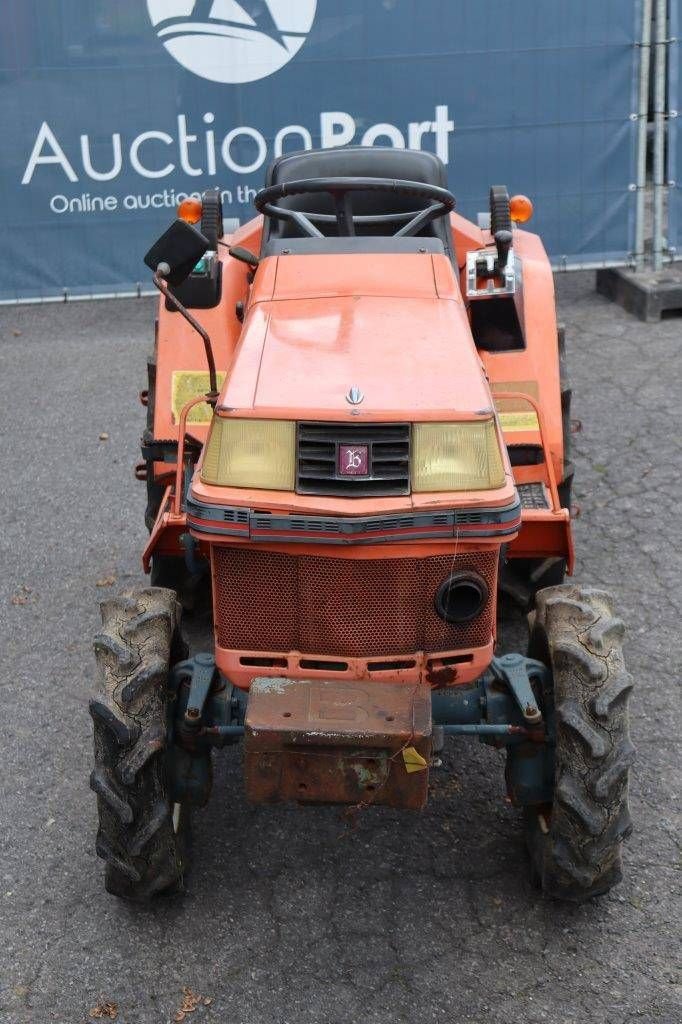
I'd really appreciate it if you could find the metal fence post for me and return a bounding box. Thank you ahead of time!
[653,0,668,270]
[635,0,653,268]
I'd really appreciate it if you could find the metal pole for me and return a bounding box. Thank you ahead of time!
[635,0,653,269]
[441,724,528,737]
[653,0,668,271]
[153,268,219,397]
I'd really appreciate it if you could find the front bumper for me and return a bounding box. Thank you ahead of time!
[244,676,432,809]
[187,495,522,544]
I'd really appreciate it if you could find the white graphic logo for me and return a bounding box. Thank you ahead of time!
[345,449,363,470]
[147,0,317,84]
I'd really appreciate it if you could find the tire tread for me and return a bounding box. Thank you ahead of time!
[526,583,634,901]
[91,586,187,900]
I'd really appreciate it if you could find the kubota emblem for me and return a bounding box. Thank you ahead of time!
[338,445,369,476]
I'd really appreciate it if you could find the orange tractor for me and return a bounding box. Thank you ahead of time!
[90,148,633,901]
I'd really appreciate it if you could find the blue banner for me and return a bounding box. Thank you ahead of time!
[0,1,641,300]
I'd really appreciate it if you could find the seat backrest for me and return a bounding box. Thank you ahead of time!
[262,146,454,261]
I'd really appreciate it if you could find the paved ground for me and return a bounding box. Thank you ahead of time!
[0,273,680,1024]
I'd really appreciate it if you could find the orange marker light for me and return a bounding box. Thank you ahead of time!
[178,197,203,224]
[510,194,534,223]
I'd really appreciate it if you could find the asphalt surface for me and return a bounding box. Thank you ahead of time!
[0,273,680,1024]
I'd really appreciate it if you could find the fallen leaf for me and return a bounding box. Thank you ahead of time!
[99,432,109,441]
[174,987,209,1019]
[402,746,427,773]
[12,329,22,337]
[182,987,201,1011]
[95,575,117,588]
[90,1000,118,1020]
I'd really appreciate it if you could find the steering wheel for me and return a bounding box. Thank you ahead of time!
[254,176,455,239]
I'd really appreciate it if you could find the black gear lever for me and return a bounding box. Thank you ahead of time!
[494,229,513,272]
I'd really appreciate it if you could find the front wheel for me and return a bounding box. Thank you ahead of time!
[525,584,635,901]
[90,587,190,900]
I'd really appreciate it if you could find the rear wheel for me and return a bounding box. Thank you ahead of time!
[142,355,208,613]
[558,324,573,492]
[90,586,190,900]
[525,584,634,901]
[142,355,166,534]
[501,325,573,606]
[150,554,207,615]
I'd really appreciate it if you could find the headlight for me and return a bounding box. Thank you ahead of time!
[201,417,296,490]
[412,419,505,492]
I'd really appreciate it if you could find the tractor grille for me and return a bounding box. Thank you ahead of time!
[297,422,411,496]
[213,548,497,658]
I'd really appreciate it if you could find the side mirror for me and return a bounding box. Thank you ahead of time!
[144,219,211,286]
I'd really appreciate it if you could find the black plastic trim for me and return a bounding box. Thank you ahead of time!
[186,496,522,544]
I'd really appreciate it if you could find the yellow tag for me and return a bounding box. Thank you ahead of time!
[171,371,226,425]
[497,410,540,432]
[491,381,540,432]
[402,746,428,773]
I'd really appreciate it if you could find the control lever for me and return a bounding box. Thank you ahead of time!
[229,245,260,269]
[494,229,513,273]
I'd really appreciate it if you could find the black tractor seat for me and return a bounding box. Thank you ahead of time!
[260,146,455,262]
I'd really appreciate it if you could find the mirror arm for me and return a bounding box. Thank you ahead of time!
[153,266,219,400]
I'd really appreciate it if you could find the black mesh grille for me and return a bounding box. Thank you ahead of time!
[213,547,497,657]
[297,422,410,496]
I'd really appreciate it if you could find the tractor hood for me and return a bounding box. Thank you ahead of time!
[217,253,494,420]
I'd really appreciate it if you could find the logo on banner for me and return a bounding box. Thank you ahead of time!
[147,0,317,84]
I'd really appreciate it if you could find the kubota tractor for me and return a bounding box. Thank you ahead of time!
[90,147,634,902]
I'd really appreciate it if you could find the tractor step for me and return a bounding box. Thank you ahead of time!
[244,677,432,809]
[517,482,550,509]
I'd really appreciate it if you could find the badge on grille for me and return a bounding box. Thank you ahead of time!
[338,444,369,476]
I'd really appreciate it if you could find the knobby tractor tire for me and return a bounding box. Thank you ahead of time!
[90,586,189,900]
[557,322,575,514]
[526,584,635,901]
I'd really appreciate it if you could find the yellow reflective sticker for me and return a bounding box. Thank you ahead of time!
[492,381,540,431]
[402,746,428,773]
[171,371,226,425]
[497,410,540,432]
